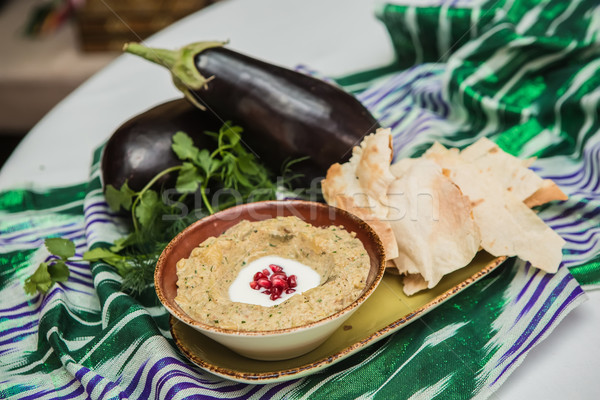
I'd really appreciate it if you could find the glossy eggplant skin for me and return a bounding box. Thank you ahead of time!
[101,99,222,192]
[190,47,380,180]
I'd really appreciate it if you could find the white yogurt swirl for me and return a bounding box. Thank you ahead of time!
[228,255,321,307]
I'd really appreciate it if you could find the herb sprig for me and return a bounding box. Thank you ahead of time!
[24,238,74,295]
[23,123,304,296]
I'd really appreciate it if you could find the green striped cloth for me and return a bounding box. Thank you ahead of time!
[1,0,599,398]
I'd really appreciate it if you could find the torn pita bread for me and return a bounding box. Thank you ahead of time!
[321,128,399,259]
[322,131,389,219]
[424,139,567,207]
[385,158,481,289]
[322,129,567,297]
[333,194,398,260]
[402,273,430,296]
[389,157,420,179]
[460,138,567,203]
[356,131,395,202]
[424,144,565,274]
[460,137,542,200]
[385,260,400,274]
[524,179,568,208]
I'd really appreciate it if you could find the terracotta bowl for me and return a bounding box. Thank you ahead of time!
[155,200,386,361]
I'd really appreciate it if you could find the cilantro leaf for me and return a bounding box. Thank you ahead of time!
[135,190,160,228]
[172,131,199,161]
[105,182,135,211]
[83,248,131,276]
[238,153,260,175]
[176,162,202,193]
[83,247,125,264]
[48,260,70,282]
[109,235,137,253]
[231,164,252,188]
[23,280,38,296]
[45,238,75,259]
[195,149,213,175]
[222,125,242,146]
[87,121,304,296]
[24,239,76,295]
[24,262,52,295]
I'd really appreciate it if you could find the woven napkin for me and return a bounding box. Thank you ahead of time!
[1,0,598,398]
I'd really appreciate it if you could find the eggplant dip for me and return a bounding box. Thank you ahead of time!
[175,216,370,331]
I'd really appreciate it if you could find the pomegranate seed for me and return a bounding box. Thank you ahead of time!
[257,278,272,288]
[249,264,300,301]
[272,286,283,296]
[269,264,283,273]
[288,275,297,288]
[272,278,289,290]
[270,273,287,282]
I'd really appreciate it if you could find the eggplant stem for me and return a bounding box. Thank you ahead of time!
[123,41,227,110]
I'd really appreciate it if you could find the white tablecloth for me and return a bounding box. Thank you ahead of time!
[1,0,598,398]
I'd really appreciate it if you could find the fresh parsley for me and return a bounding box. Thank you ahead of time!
[24,238,75,295]
[24,122,305,296]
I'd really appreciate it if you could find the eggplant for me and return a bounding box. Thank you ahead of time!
[123,41,380,182]
[101,99,222,192]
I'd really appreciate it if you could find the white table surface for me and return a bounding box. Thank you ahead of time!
[1,0,598,398]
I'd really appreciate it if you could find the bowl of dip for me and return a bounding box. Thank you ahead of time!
[155,200,386,361]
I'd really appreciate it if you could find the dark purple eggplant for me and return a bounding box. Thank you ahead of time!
[123,41,380,181]
[101,98,222,192]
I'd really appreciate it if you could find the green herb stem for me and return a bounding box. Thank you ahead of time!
[131,165,183,232]
[210,144,235,159]
[177,193,188,204]
[200,183,214,214]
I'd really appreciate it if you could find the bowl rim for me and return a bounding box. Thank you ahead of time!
[155,199,387,337]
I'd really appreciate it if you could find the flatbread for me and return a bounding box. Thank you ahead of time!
[356,130,395,202]
[460,138,543,201]
[333,195,398,260]
[402,273,429,296]
[322,129,391,219]
[322,131,567,296]
[321,128,399,259]
[460,138,568,204]
[385,158,480,288]
[524,179,568,208]
[425,144,565,273]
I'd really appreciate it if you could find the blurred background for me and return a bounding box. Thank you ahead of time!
[0,0,220,168]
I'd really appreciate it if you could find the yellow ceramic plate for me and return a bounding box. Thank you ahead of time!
[171,252,506,384]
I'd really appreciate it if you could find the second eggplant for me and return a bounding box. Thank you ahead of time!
[123,41,380,183]
[102,99,222,192]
